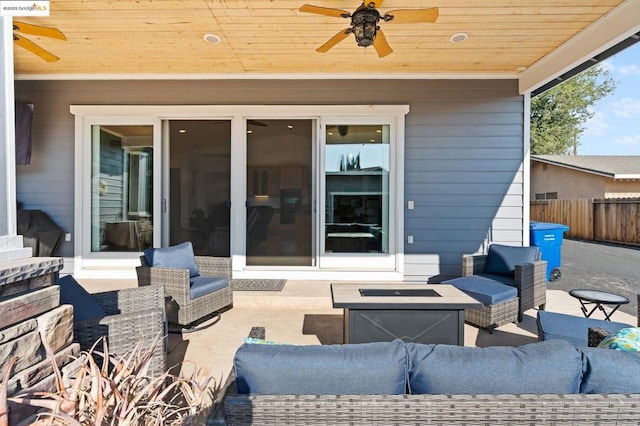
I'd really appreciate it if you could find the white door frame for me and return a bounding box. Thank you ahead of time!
[71,105,408,280]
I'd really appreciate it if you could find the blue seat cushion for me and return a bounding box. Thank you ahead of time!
[144,242,200,278]
[476,272,517,287]
[536,310,630,347]
[483,244,539,277]
[443,275,517,305]
[189,276,228,300]
[579,347,640,393]
[407,340,582,395]
[56,275,107,321]
[234,339,407,395]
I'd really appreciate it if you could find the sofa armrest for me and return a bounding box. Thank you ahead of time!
[91,285,165,316]
[137,265,191,305]
[513,260,547,321]
[196,256,231,279]
[588,327,611,347]
[462,254,487,276]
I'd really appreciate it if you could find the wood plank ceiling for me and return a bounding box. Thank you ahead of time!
[11,0,626,76]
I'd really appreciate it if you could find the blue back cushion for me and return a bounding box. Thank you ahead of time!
[579,347,640,393]
[234,340,408,395]
[144,242,200,278]
[56,275,107,321]
[407,340,582,394]
[483,244,539,277]
[537,310,630,347]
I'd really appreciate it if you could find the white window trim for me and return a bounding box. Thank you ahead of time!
[71,105,408,281]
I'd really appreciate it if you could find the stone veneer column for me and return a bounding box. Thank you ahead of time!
[0,235,81,422]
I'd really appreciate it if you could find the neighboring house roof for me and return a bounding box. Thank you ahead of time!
[531,155,640,180]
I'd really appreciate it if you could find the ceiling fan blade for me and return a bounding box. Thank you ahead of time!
[13,34,60,62]
[385,8,439,24]
[300,4,350,18]
[317,29,351,53]
[373,29,393,58]
[13,20,66,40]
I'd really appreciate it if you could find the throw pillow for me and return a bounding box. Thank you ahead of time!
[597,327,640,351]
[56,275,107,321]
[144,242,200,278]
[483,244,539,277]
[243,337,279,345]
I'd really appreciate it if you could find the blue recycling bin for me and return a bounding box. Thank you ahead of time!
[530,221,570,282]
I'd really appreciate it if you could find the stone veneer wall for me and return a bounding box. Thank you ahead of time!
[0,235,80,422]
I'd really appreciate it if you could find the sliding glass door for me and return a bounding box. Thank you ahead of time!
[167,120,231,256]
[245,119,314,266]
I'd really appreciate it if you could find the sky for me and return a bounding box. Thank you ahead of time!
[579,42,640,155]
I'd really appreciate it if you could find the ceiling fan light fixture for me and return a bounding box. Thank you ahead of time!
[352,9,380,47]
[450,32,468,43]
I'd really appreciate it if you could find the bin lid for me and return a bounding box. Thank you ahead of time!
[530,221,569,231]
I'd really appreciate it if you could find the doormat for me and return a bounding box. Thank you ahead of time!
[231,279,286,291]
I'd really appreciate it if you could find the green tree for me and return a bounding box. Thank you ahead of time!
[530,64,617,155]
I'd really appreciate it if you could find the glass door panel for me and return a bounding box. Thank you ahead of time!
[90,125,154,252]
[246,119,313,266]
[168,120,231,256]
[324,124,390,255]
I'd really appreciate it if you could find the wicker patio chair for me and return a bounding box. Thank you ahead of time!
[73,285,166,377]
[137,255,233,328]
[588,294,640,347]
[461,247,547,326]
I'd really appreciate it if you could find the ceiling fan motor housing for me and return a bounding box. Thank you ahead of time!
[351,7,380,47]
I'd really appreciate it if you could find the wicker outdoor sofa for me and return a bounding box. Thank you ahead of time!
[208,328,640,425]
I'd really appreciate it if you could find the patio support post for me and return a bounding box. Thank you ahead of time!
[0,16,17,236]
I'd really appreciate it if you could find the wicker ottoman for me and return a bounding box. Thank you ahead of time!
[442,276,519,333]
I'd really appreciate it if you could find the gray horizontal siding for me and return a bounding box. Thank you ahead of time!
[16,79,524,278]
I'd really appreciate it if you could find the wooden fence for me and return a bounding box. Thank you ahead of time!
[530,198,640,246]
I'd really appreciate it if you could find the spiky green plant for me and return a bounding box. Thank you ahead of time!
[3,335,218,425]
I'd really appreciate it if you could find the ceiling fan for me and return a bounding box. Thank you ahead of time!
[300,1,439,58]
[13,20,66,62]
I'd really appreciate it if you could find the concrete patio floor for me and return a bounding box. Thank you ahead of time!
[79,279,637,385]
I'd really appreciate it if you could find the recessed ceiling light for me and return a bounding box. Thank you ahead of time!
[247,130,253,134]
[450,32,468,43]
[203,33,221,44]
[376,129,382,133]
[288,125,294,129]
[179,129,186,134]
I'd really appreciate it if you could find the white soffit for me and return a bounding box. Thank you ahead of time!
[519,0,640,95]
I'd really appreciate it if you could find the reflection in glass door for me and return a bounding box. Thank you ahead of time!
[246,119,313,266]
[168,120,231,256]
[324,124,390,255]
[90,125,154,253]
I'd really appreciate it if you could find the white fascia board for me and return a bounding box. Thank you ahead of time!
[519,0,640,95]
